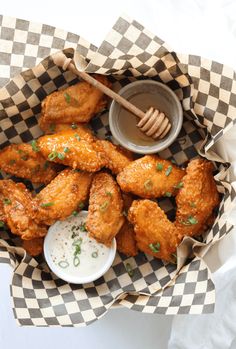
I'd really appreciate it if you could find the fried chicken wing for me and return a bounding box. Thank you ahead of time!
[37,128,106,172]
[22,237,44,256]
[39,74,111,132]
[86,172,124,246]
[0,180,47,240]
[0,193,6,223]
[97,140,133,175]
[117,155,185,199]
[0,143,58,184]
[35,169,93,225]
[175,158,220,239]
[116,193,137,256]
[128,200,178,261]
[39,121,94,135]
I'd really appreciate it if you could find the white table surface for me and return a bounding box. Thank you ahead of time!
[1,1,236,348]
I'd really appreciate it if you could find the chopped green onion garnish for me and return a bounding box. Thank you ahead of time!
[71,123,78,129]
[3,198,11,205]
[174,182,184,189]
[49,123,56,132]
[165,192,172,197]
[190,202,196,208]
[78,202,84,209]
[74,244,81,256]
[63,147,70,153]
[165,165,172,176]
[8,159,16,165]
[31,140,39,152]
[0,221,5,228]
[171,159,177,164]
[48,151,58,161]
[79,222,87,232]
[40,202,54,208]
[72,238,82,246]
[72,210,78,216]
[43,161,49,170]
[91,251,98,258]
[21,155,28,161]
[181,215,198,225]
[144,179,153,190]
[106,191,112,197]
[149,242,160,253]
[73,256,80,267]
[156,163,163,171]
[64,92,71,104]
[57,152,65,160]
[58,260,69,268]
[74,133,81,141]
[125,263,134,277]
[100,200,109,211]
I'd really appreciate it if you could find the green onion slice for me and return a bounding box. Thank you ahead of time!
[31,140,39,152]
[58,260,69,268]
[72,210,78,216]
[165,165,172,176]
[78,202,84,209]
[57,152,65,160]
[149,242,160,253]
[156,163,163,171]
[48,151,58,161]
[79,223,87,232]
[3,198,11,205]
[8,159,16,165]
[63,147,70,153]
[72,238,83,246]
[190,202,196,208]
[91,251,98,258]
[165,192,172,197]
[74,133,81,141]
[106,191,112,197]
[40,202,54,208]
[100,200,109,211]
[64,92,71,104]
[74,244,81,256]
[0,221,5,228]
[181,215,198,225]
[125,263,134,277]
[174,182,183,189]
[73,256,80,267]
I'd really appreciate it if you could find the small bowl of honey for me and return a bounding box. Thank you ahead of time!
[109,80,183,154]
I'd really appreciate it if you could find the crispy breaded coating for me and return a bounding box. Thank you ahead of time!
[86,172,124,246]
[39,74,111,131]
[22,237,44,256]
[35,169,93,225]
[37,128,106,172]
[117,155,185,199]
[0,143,58,184]
[97,140,133,175]
[116,221,138,257]
[0,180,47,240]
[0,192,6,223]
[116,193,137,256]
[175,158,220,239]
[40,121,95,135]
[128,200,178,261]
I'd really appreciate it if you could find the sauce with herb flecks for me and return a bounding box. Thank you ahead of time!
[47,214,110,278]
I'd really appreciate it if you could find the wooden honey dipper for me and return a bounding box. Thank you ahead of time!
[53,52,172,140]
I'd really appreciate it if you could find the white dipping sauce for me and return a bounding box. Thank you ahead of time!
[44,211,116,284]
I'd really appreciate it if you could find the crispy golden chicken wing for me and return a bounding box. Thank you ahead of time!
[35,169,93,225]
[37,128,106,172]
[0,143,58,184]
[86,172,124,246]
[97,140,133,175]
[116,193,137,256]
[0,180,47,240]
[128,200,178,261]
[174,158,220,239]
[22,237,44,256]
[0,193,6,224]
[39,74,111,132]
[117,155,185,199]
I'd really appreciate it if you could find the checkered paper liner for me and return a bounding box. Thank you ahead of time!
[0,14,236,326]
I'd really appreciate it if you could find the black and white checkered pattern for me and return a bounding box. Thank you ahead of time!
[0,14,236,326]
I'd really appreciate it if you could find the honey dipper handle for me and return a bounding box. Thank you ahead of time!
[52,52,145,120]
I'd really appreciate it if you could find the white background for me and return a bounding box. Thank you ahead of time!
[1,0,236,348]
